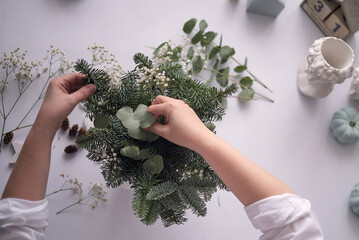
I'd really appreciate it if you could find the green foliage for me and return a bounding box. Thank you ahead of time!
[75,52,236,226]
[183,18,197,34]
[177,18,273,102]
[146,181,178,200]
[217,67,230,87]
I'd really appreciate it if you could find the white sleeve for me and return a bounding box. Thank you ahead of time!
[0,198,49,240]
[244,193,324,240]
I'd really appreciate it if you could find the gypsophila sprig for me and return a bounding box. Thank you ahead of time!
[46,174,107,214]
[75,52,237,227]
[0,46,72,150]
[153,18,274,102]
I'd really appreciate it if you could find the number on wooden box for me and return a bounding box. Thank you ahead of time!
[307,0,340,20]
[324,8,350,39]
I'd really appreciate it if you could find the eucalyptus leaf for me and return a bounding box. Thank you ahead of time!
[192,56,204,74]
[191,31,203,44]
[122,117,140,129]
[240,77,253,89]
[209,46,220,60]
[238,88,255,102]
[244,57,248,67]
[216,67,229,87]
[219,35,223,47]
[116,106,133,121]
[140,115,156,128]
[183,18,197,34]
[219,46,235,64]
[234,65,247,73]
[120,146,140,160]
[133,104,149,120]
[147,132,159,142]
[94,115,110,128]
[143,155,164,174]
[128,128,147,141]
[199,20,208,32]
[187,47,194,60]
[201,31,217,47]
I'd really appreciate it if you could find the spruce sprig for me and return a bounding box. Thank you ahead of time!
[75,54,237,226]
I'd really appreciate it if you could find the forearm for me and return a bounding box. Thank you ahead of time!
[193,131,293,206]
[1,124,55,201]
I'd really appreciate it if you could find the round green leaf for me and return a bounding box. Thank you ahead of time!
[146,132,159,142]
[201,31,217,47]
[240,77,253,89]
[116,106,133,121]
[216,67,229,87]
[94,115,110,128]
[234,65,247,73]
[122,118,140,129]
[199,20,208,32]
[143,155,164,174]
[128,128,147,141]
[133,104,149,120]
[140,114,156,128]
[191,31,203,44]
[219,46,235,64]
[209,46,220,60]
[238,88,255,102]
[183,18,197,34]
[192,56,204,74]
[187,47,194,60]
[120,146,140,160]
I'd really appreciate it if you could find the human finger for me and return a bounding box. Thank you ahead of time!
[70,84,97,104]
[147,103,169,117]
[145,122,169,137]
[152,95,174,105]
[61,73,87,92]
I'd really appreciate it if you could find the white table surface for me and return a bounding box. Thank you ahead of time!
[1,0,359,239]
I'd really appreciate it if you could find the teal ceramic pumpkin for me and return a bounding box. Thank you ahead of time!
[330,107,359,144]
[349,183,359,215]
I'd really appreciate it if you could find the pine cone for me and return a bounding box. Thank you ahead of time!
[69,124,79,137]
[64,144,79,154]
[78,127,87,136]
[3,132,14,144]
[61,118,70,130]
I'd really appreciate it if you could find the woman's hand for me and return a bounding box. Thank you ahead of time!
[146,95,213,152]
[34,73,96,135]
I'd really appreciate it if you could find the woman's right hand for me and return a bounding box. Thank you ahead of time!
[146,95,213,151]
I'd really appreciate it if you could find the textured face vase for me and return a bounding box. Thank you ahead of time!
[297,37,355,98]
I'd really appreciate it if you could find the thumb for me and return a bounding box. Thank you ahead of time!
[71,84,96,103]
[147,103,169,117]
[145,122,169,138]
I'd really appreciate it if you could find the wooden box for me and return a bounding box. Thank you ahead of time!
[301,0,359,40]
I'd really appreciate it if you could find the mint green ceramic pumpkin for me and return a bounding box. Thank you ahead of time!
[330,107,359,144]
[350,183,359,215]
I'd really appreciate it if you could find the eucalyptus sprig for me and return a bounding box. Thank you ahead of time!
[153,18,274,102]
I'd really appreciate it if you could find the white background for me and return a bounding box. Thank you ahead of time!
[1,0,359,239]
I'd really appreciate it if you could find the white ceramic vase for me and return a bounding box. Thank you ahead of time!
[349,68,359,101]
[297,37,355,98]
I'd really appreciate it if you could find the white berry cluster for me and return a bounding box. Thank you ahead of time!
[45,45,72,77]
[0,48,45,92]
[87,43,125,85]
[139,66,173,90]
[178,168,204,180]
[153,36,210,77]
